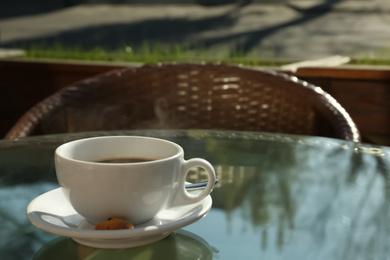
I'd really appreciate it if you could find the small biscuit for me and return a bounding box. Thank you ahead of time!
[95,217,134,230]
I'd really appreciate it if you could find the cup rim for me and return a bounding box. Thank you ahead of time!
[55,135,184,165]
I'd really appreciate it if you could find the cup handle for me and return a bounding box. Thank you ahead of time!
[168,158,216,208]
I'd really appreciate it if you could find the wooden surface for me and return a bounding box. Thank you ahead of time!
[1,60,389,145]
[0,59,125,138]
[296,67,390,145]
[296,66,390,80]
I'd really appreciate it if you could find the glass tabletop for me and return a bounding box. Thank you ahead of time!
[1,129,389,260]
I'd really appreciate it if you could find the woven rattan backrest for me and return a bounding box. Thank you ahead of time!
[4,63,360,141]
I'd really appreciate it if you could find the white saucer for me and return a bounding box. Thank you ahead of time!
[27,187,212,248]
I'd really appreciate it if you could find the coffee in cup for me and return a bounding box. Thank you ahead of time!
[55,136,216,225]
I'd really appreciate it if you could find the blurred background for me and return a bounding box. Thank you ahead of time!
[1,0,390,64]
[1,0,390,145]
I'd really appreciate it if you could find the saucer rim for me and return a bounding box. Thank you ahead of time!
[27,187,212,240]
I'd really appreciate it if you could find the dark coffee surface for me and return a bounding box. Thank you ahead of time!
[94,157,156,163]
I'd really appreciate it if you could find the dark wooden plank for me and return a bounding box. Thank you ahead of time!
[296,66,390,80]
[0,59,126,137]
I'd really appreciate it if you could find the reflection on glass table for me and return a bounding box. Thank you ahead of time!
[33,229,217,260]
[0,129,389,260]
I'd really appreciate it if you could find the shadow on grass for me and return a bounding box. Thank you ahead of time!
[2,0,345,56]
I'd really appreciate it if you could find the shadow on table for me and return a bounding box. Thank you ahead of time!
[33,229,218,260]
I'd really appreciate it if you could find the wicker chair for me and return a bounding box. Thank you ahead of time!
[4,63,360,141]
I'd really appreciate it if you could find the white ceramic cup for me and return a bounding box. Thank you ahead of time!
[55,136,216,225]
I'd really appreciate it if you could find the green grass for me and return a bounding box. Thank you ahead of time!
[19,42,390,66]
[349,58,390,66]
[348,47,390,65]
[22,42,289,67]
